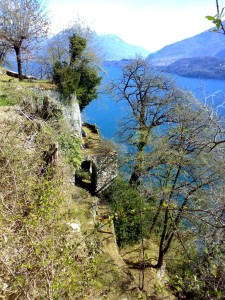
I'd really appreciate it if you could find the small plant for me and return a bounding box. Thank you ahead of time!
[97,139,116,156]
[21,95,63,121]
[60,133,82,169]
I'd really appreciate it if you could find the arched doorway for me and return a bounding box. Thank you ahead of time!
[75,160,97,194]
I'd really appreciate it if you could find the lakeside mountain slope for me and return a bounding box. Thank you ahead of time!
[148,27,225,66]
[161,56,225,80]
[95,34,150,60]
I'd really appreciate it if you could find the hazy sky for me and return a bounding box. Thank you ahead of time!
[47,0,225,52]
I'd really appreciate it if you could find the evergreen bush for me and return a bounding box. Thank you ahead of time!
[52,34,101,110]
[105,177,149,246]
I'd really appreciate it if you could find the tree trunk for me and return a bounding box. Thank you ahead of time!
[129,139,146,186]
[155,251,164,268]
[14,46,23,81]
[129,167,141,185]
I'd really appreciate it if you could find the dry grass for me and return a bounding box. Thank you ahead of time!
[82,124,116,159]
[82,124,101,156]
[0,74,176,299]
[0,66,55,106]
[120,241,176,300]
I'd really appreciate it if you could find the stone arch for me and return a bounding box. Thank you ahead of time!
[76,159,97,194]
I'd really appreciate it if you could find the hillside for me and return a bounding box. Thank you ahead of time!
[161,56,225,79]
[95,34,150,60]
[0,69,175,300]
[148,26,225,66]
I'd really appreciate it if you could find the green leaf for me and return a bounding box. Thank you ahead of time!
[205,15,215,21]
[213,19,221,26]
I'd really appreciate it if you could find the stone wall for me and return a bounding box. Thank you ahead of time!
[42,90,116,193]
[82,123,118,194]
[82,151,117,194]
[94,151,118,194]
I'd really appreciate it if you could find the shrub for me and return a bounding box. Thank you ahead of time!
[52,34,102,110]
[104,177,149,246]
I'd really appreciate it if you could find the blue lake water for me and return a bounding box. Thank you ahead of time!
[83,65,225,140]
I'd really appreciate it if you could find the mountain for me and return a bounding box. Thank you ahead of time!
[148,28,225,66]
[161,56,225,80]
[95,34,150,60]
[215,48,225,58]
[48,30,150,61]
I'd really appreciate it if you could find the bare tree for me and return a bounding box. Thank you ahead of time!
[0,0,49,80]
[146,98,225,268]
[109,57,183,185]
[37,18,104,79]
[109,57,225,270]
[0,41,9,64]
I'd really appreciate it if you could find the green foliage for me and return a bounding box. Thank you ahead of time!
[76,64,102,110]
[0,93,18,106]
[104,177,149,246]
[0,97,117,299]
[53,34,102,110]
[206,4,225,32]
[205,1,225,35]
[169,250,225,299]
[59,133,82,169]
[69,34,87,63]
[53,61,80,100]
[206,14,223,31]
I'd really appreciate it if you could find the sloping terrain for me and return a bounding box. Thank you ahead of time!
[161,56,225,79]
[0,70,176,299]
[148,26,225,66]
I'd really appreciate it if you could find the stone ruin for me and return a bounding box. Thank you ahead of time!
[78,123,118,194]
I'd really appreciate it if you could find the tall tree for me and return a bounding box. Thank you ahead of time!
[53,34,102,110]
[110,57,225,269]
[38,19,103,80]
[145,98,225,268]
[0,0,49,80]
[109,57,182,185]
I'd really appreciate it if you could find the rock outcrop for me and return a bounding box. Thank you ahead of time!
[62,93,82,135]
[34,89,82,136]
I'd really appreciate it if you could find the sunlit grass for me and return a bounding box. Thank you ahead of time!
[0,66,55,106]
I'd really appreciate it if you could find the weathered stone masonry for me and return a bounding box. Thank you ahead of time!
[83,151,117,194]
[82,123,118,194]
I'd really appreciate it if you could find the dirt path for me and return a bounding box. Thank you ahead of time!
[96,202,146,300]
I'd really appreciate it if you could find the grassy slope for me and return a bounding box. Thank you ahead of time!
[0,69,175,300]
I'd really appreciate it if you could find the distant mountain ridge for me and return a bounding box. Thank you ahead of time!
[49,30,150,61]
[95,34,150,60]
[148,26,225,66]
